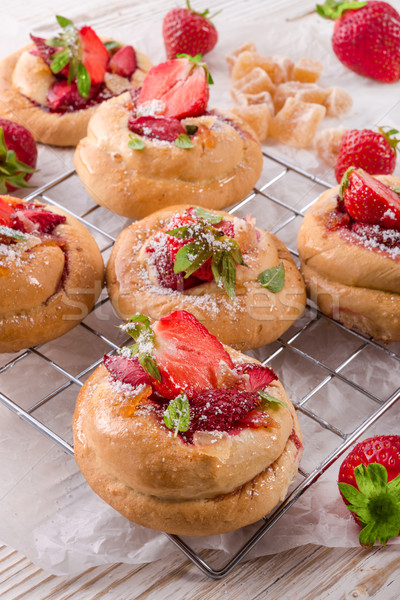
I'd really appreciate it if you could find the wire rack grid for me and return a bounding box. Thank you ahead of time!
[0,150,399,580]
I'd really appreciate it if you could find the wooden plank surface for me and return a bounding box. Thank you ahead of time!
[1,1,400,598]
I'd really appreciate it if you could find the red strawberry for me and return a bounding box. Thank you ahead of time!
[317,1,400,82]
[335,128,399,183]
[152,310,234,399]
[138,57,209,119]
[109,45,137,78]
[338,435,400,547]
[234,362,278,392]
[0,197,22,226]
[128,115,186,142]
[79,26,109,85]
[29,34,56,65]
[0,119,37,193]
[341,168,400,229]
[163,0,218,60]
[11,208,66,234]
[46,80,100,111]
[104,354,150,387]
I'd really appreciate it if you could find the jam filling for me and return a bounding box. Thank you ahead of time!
[324,197,400,258]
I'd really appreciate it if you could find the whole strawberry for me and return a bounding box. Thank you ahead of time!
[340,168,400,229]
[163,1,218,60]
[317,0,400,83]
[0,119,38,193]
[338,435,400,548]
[335,127,399,183]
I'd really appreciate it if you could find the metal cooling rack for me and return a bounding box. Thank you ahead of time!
[0,150,399,580]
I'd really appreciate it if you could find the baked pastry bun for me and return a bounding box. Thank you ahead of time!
[73,310,303,536]
[0,16,152,146]
[106,205,306,350]
[0,195,104,352]
[74,56,263,219]
[298,169,400,341]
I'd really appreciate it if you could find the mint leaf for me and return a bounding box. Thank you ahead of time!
[0,225,27,241]
[128,134,145,150]
[258,390,287,409]
[56,15,74,28]
[163,393,191,438]
[185,124,198,136]
[50,48,71,73]
[175,134,194,149]
[77,62,91,99]
[221,253,236,299]
[118,314,161,381]
[104,40,122,53]
[259,263,285,293]
[192,207,222,224]
[166,225,191,239]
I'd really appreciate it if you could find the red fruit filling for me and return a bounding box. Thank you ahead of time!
[128,115,186,142]
[0,198,66,236]
[109,45,137,78]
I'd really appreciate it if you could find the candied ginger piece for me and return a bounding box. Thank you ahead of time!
[270,98,326,148]
[267,55,294,84]
[292,58,323,83]
[226,41,258,72]
[232,51,292,85]
[232,67,275,95]
[273,82,328,112]
[231,87,275,116]
[230,103,272,142]
[324,87,353,117]
[315,127,347,166]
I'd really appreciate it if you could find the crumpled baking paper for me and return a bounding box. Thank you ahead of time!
[0,0,400,576]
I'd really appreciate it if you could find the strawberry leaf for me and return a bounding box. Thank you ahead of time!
[163,393,191,438]
[259,263,285,293]
[316,0,367,20]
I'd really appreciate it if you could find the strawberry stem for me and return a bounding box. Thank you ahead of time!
[378,126,400,153]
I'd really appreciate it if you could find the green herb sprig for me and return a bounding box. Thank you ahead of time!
[119,314,161,381]
[258,390,287,409]
[258,263,285,293]
[163,393,191,438]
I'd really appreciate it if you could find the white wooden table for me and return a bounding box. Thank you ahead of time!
[1,1,400,598]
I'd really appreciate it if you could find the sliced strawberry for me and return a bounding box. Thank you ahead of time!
[109,45,137,78]
[0,197,18,226]
[342,169,400,229]
[104,354,150,387]
[152,310,234,399]
[12,208,66,234]
[79,26,109,85]
[234,363,278,392]
[46,80,100,110]
[129,115,186,142]
[138,57,209,119]
[30,34,56,66]
[236,408,274,429]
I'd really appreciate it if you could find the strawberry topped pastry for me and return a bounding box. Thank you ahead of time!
[73,310,303,536]
[298,169,400,341]
[74,55,263,219]
[338,435,400,548]
[0,15,152,146]
[0,195,103,352]
[317,0,400,82]
[106,205,306,349]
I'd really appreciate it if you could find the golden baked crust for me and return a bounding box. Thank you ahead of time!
[73,95,263,219]
[0,197,104,352]
[297,175,400,341]
[0,43,152,146]
[106,205,306,350]
[73,349,303,536]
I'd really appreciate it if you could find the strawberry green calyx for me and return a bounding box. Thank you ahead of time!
[167,216,246,299]
[185,0,221,22]
[316,0,367,20]
[338,463,400,548]
[176,53,214,84]
[46,15,91,98]
[119,314,161,381]
[338,165,355,200]
[0,128,37,193]
[378,126,400,153]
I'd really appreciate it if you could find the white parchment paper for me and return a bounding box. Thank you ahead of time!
[0,0,400,576]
